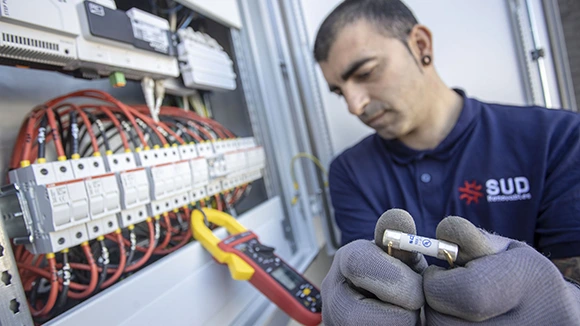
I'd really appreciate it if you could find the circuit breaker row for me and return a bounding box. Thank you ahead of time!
[9,138,265,254]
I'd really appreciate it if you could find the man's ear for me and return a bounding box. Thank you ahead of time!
[407,24,433,62]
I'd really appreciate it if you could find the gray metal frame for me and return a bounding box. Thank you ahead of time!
[234,0,320,258]
[507,0,555,108]
[277,0,341,252]
[524,0,553,108]
[542,0,578,111]
[0,185,34,326]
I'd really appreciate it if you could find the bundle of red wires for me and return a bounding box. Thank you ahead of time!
[11,90,249,322]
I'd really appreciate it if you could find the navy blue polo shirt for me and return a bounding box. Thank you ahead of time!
[329,90,580,262]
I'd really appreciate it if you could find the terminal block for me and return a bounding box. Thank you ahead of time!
[10,161,89,232]
[104,153,151,229]
[190,157,210,188]
[196,142,215,158]
[8,161,90,254]
[190,186,208,203]
[224,150,247,175]
[71,156,121,221]
[206,180,223,197]
[118,206,149,229]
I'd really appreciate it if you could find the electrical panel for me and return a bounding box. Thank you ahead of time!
[0,0,178,80]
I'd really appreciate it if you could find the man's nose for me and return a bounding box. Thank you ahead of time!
[343,88,369,116]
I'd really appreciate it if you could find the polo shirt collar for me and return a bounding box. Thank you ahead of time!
[379,89,481,164]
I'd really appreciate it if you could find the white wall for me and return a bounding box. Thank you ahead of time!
[300,0,532,155]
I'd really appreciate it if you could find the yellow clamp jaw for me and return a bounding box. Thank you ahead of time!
[190,208,255,281]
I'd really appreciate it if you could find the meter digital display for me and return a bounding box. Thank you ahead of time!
[271,264,303,291]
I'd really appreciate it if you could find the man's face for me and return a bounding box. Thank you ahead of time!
[320,20,427,140]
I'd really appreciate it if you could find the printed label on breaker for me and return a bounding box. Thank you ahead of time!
[399,234,439,257]
[48,186,69,205]
[86,179,104,196]
[121,172,137,188]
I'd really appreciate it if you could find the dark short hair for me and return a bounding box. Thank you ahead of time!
[313,0,418,62]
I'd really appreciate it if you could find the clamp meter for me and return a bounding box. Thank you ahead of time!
[191,208,322,326]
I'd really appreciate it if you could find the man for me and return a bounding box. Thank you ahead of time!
[314,0,580,324]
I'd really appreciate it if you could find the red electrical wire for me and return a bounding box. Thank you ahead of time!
[45,108,66,159]
[173,122,205,142]
[12,108,52,168]
[106,106,166,147]
[153,214,173,253]
[157,121,186,145]
[28,256,58,317]
[19,112,38,164]
[14,245,24,262]
[136,106,218,140]
[17,263,85,292]
[102,231,126,288]
[113,213,176,254]
[157,106,233,138]
[153,231,191,255]
[153,208,192,255]
[124,219,155,273]
[113,209,191,255]
[160,212,180,234]
[215,195,223,211]
[56,103,100,154]
[70,231,127,289]
[67,243,98,299]
[90,105,130,151]
[22,251,35,266]
[48,90,148,147]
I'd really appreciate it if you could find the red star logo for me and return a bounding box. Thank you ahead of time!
[458,180,483,205]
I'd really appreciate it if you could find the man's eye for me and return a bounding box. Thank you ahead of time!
[333,90,343,97]
[356,71,372,80]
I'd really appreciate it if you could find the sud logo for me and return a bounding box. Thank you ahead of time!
[485,176,532,202]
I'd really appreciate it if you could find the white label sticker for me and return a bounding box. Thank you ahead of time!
[131,20,169,54]
[88,3,105,17]
[2,0,10,17]
[399,234,439,257]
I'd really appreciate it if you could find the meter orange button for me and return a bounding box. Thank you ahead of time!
[302,288,311,296]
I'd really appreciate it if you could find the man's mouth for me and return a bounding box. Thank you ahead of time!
[366,111,386,126]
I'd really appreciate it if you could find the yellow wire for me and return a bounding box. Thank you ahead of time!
[188,94,207,117]
[290,153,329,206]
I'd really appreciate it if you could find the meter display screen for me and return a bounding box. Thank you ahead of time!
[271,264,302,291]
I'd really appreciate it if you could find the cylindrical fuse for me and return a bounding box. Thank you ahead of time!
[382,229,458,263]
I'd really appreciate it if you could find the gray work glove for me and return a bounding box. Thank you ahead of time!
[424,216,580,325]
[321,209,428,326]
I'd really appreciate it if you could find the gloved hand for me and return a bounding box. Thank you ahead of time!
[321,209,428,326]
[423,216,580,325]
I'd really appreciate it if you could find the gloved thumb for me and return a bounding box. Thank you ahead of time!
[375,208,427,272]
[435,216,511,265]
